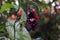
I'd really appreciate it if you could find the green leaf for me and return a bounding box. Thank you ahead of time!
[0,3,14,13]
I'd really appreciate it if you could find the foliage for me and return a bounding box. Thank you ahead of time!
[0,0,59,40]
[0,3,14,13]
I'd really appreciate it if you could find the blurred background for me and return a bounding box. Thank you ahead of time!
[0,0,60,40]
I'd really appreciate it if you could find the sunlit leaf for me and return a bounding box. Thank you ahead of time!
[0,3,14,13]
